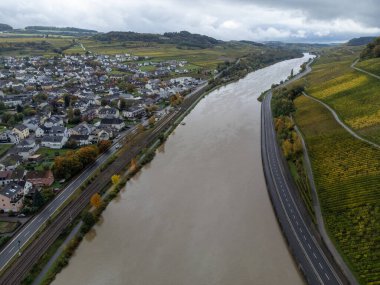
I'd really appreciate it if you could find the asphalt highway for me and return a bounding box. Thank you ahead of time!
[261,92,344,285]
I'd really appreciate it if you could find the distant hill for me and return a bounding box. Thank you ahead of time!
[263,41,328,51]
[23,26,98,36]
[347,37,377,46]
[239,40,264,46]
[93,30,221,49]
[0,23,13,31]
[360,36,380,59]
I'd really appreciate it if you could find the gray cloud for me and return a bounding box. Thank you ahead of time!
[0,0,378,42]
[225,0,380,26]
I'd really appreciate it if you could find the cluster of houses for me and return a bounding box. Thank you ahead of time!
[0,53,205,213]
[0,168,54,212]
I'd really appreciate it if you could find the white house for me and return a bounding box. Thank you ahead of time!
[0,131,20,144]
[122,106,146,119]
[41,136,68,149]
[100,118,125,131]
[35,127,45,138]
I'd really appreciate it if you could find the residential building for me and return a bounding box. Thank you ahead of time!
[98,107,120,119]
[12,124,30,139]
[100,118,125,131]
[41,135,67,149]
[122,106,146,119]
[0,182,24,212]
[26,170,54,187]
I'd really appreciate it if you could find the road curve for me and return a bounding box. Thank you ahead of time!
[262,92,344,285]
[302,92,380,149]
[351,58,380,80]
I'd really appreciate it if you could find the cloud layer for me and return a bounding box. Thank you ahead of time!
[0,0,379,42]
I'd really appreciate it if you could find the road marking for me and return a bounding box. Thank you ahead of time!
[325,273,330,280]
[308,243,311,249]
[319,262,323,269]
[300,228,303,233]
[59,196,65,201]
[8,246,15,253]
[313,252,317,259]
[303,235,307,241]
[38,217,43,223]
[296,221,299,225]
[293,214,296,219]
[24,230,30,237]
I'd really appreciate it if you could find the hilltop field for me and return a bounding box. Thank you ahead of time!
[300,46,380,144]
[293,44,380,284]
[0,33,263,71]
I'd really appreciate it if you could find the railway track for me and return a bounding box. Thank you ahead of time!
[0,83,209,285]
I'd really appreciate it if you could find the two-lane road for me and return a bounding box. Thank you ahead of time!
[262,92,343,285]
[0,127,135,272]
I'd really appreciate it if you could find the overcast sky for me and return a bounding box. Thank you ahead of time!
[0,0,379,42]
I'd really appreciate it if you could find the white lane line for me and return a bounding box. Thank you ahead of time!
[300,228,303,233]
[38,217,43,223]
[313,252,317,259]
[59,196,65,201]
[319,262,323,269]
[296,221,299,226]
[308,243,311,249]
[24,230,30,237]
[325,273,330,280]
[8,246,15,254]
[303,235,307,241]
[293,214,296,219]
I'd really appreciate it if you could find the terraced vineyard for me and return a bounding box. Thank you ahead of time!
[294,95,380,284]
[356,58,380,76]
[305,49,380,145]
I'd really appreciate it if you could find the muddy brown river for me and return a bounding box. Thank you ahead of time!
[52,54,313,285]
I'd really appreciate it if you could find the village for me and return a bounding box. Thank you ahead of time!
[0,52,205,215]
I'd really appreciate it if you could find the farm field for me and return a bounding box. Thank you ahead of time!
[356,58,380,76]
[0,35,263,71]
[0,36,74,56]
[294,95,380,285]
[304,48,380,144]
[77,39,261,69]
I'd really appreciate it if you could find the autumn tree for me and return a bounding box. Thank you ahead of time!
[137,124,145,133]
[98,140,112,153]
[111,174,120,185]
[77,146,98,165]
[90,193,102,208]
[282,139,293,159]
[129,158,138,172]
[148,115,155,126]
[169,93,184,106]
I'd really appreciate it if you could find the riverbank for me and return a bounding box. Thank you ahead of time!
[50,55,312,285]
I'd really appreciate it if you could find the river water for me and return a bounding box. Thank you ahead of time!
[53,54,313,285]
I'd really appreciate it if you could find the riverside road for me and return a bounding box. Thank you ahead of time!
[0,127,134,272]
